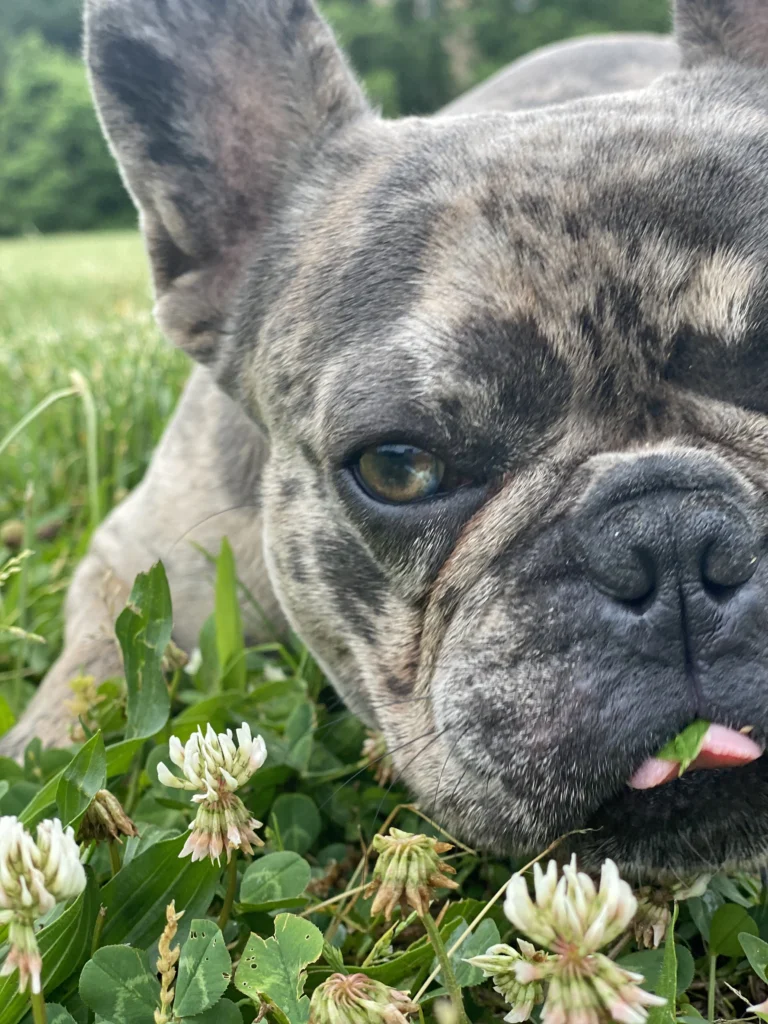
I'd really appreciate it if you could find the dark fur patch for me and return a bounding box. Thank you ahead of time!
[100,37,196,169]
[665,325,768,413]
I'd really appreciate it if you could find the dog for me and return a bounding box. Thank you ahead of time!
[6,0,768,875]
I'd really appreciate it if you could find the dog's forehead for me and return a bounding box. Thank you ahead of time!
[248,73,768,445]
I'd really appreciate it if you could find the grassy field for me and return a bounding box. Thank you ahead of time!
[2,233,768,1023]
[0,231,189,720]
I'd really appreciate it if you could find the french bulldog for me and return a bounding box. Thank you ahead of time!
[7,0,768,876]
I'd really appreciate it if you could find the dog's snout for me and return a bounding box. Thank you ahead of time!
[574,454,762,609]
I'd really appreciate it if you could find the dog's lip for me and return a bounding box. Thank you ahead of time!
[627,724,764,791]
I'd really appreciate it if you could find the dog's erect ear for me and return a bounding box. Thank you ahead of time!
[675,0,768,68]
[85,0,369,362]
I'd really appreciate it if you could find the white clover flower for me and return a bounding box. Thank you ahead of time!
[0,816,86,993]
[309,972,418,1023]
[157,723,267,863]
[503,857,666,1024]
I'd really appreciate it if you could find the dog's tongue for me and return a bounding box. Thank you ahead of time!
[628,724,763,790]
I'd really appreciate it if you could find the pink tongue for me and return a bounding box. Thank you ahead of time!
[628,724,763,791]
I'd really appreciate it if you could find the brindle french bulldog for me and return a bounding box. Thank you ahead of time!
[7,0,768,875]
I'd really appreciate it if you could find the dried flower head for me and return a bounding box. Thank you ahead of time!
[504,857,666,1024]
[77,790,139,844]
[0,816,86,992]
[154,900,184,1024]
[468,940,553,1022]
[634,875,709,949]
[365,828,458,920]
[309,972,418,1023]
[362,730,395,787]
[157,723,267,863]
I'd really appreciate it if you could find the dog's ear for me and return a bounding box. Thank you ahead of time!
[85,0,369,363]
[675,0,768,68]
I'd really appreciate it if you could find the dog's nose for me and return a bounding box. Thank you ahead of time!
[574,454,762,608]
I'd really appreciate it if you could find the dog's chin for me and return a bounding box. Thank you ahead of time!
[427,756,768,878]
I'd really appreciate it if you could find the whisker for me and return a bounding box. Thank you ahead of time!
[163,503,262,558]
[370,724,454,831]
[319,726,444,811]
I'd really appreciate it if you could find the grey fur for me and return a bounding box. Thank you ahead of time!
[7,0,768,875]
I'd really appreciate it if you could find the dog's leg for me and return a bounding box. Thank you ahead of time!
[1,367,285,756]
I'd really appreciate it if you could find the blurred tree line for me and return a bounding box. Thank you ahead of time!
[0,0,670,236]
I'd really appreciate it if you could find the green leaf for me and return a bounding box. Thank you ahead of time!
[21,737,145,830]
[646,902,677,1024]
[709,903,758,958]
[115,561,172,740]
[618,946,695,996]
[173,919,231,1018]
[234,913,323,1024]
[239,851,312,912]
[270,794,321,855]
[184,999,242,1024]
[283,702,315,773]
[739,932,768,983]
[41,1008,77,1024]
[447,918,500,987]
[99,833,220,950]
[56,731,106,829]
[215,538,246,692]
[0,872,99,1024]
[687,889,723,942]
[78,946,160,1024]
[0,694,15,737]
[656,720,709,775]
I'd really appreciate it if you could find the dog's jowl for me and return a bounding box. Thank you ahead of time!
[8,0,768,874]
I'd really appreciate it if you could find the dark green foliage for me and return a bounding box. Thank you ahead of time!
[0,34,133,236]
[0,0,671,235]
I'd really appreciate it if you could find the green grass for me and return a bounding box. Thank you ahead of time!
[2,232,768,1023]
[0,231,189,715]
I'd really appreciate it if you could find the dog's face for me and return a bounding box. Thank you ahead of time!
[87,0,768,873]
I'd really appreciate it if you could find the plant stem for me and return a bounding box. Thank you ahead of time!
[708,954,717,1024]
[70,371,101,531]
[0,386,78,458]
[123,751,143,816]
[414,829,584,1001]
[108,841,121,877]
[420,911,469,1024]
[30,990,47,1024]
[91,906,107,955]
[217,855,239,931]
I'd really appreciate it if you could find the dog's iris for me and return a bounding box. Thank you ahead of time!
[356,444,445,503]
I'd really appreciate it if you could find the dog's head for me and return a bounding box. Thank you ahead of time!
[86,0,768,873]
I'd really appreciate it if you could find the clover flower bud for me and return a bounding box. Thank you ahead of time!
[0,816,86,993]
[504,857,665,1024]
[77,790,139,844]
[309,972,418,1023]
[157,723,267,863]
[364,828,458,920]
[467,940,552,1022]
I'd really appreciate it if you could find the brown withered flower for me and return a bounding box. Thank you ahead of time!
[365,828,458,920]
[77,790,139,844]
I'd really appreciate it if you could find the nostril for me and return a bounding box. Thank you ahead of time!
[701,538,760,596]
[589,547,657,610]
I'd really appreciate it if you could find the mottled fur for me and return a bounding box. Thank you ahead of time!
[8,0,768,874]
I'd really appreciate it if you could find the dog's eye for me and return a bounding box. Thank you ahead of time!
[354,444,446,503]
